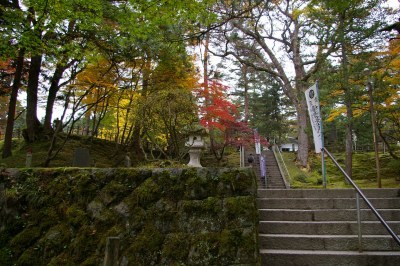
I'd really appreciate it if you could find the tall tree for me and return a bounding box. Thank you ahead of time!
[212,1,339,167]
[310,0,388,178]
[2,50,25,157]
[211,0,393,168]
[375,38,400,158]
[248,74,292,143]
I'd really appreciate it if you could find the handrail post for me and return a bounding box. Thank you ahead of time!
[356,193,363,252]
[323,147,400,247]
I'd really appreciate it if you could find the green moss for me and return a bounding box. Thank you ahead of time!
[126,224,164,264]
[147,199,178,233]
[2,168,259,265]
[37,224,72,261]
[10,226,42,257]
[66,204,88,228]
[221,169,255,195]
[80,256,98,266]
[188,233,220,265]
[219,229,243,263]
[161,233,190,264]
[185,175,211,199]
[0,213,25,245]
[47,253,76,266]
[178,197,223,233]
[30,207,60,230]
[16,246,43,266]
[223,196,258,228]
[99,180,132,206]
[154,170,186,201]
[0,247,12,266]
[132,177,161,207]
[123,207,145,233]
[237,228,259,263]
[112,168,152,188]
[179,197,222,216]
[68,225,100,264]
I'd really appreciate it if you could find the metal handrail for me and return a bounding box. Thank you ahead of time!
[323,147,400,247]
[272,145,291,189]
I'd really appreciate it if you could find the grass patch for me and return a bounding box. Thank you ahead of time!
[281,151,400,189]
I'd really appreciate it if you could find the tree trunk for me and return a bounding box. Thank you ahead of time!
[2,49,24,158]
[296,97,309,167]
[345,99,353,179]
[25,54,43,142]
[242,64,249,123]
[340,16,353,179]
[43,63,67,134]
[131,56,151,155]
[368,81,381,188]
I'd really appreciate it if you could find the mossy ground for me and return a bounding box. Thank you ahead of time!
[0,136,129,168]
[0,136,240,168]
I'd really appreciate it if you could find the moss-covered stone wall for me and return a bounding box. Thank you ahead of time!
[0,167,259,265]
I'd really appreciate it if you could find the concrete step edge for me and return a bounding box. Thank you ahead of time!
[260,249,400,255]
[258,208,400,211]
[259,233,397,238]
[259,221,400,224]
[258,197,400,200]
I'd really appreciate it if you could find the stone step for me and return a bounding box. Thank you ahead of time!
[259,221,400,235]
[260,249,400,266]
[266,181,282,184]
[267,186,286,189]
[266,179,285,183]
[257,198,400,209]
[259,234,400,251]
[257,188,400,199]
[266,185,286,188]
[266,184,286,187]
[259,209,400,221]
[258,188,400,265]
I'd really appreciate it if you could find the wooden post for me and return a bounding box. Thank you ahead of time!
[104,237,120,266]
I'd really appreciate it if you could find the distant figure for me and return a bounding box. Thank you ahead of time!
[53,118,61,131]
[247,153,254,167]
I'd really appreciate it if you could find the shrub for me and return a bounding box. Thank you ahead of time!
[293,173,308,183]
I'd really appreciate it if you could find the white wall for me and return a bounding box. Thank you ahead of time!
[280,143,298,152]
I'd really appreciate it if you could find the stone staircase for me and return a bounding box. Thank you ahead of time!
[264,150,286,189]
[258,188,400,265]
[244,149,287,189]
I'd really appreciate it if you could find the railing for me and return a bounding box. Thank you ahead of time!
[272,145,291,189]
[323,147,400,250]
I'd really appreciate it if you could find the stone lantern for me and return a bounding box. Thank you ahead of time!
[185,124,207,167]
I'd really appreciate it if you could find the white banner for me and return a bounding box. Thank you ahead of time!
[254,129,261,155]
[305,83,322,153]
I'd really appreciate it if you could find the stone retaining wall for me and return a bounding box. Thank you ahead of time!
[0,167,259,265]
